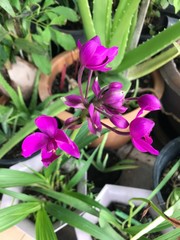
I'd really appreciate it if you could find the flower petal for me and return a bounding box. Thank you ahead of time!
[130,118,155,139]
[78,36,118,72]
[92,77,101,96]
[110,115,129,129]
[22,132,48,157]
[65,94,84,109]
[35,115,58,137]
[55,129,80,158]
[109,82,123,89]
[88,104,102,135]
[137,94,161,116]
[41,147,59,167]
[132,138,159,155]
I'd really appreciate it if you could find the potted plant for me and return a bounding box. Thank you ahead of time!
[0,115,123,240]
[0,34,176,239]
[75,183,180,240]
[0,0,79,99]
[0,71,60,167]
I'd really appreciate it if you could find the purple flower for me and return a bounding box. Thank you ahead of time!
[22,115,80,167]
[130,117,159,155]
[137,94,161,116]
[92,78,127,115]
[88,103,102,136]
[77,36,118,72]
[64,95,85,109]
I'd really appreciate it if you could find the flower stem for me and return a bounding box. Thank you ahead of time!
[101,121,130,136]
[85,70,93,99]
[78,65,86,104]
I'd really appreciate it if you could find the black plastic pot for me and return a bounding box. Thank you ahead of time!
[153,137,180,210]
[160,60,180,136]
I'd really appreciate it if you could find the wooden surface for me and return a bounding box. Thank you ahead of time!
[0,226,33,240]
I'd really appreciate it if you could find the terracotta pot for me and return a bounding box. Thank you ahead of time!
[39,50,164,149]
[39,48,79,101]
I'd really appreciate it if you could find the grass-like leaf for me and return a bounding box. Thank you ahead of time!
[0,202,41,232]
[46,202,115,240]
[65,148,98,190]
[33,187,98,216]
[0,169,46,187]
[116,20,180,72]
[0,188,40,202]
[36,208,57,240]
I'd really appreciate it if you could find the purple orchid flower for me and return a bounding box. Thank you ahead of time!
[92,78,127,115]
[130,117,159,155]
[92,78,129,129]
[88,103,102,136]
[21,115,80,167]
[77,36,118,72]
[137,94,161,116]
[64,94,86,109]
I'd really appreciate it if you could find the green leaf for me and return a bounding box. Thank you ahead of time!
[50,28,76,50]
[29,70,40,112]
[0,202,41,232]
[154,228,180,240]
[0,0,15,17]
[0,169,46,187]
[0,99,67,159]
[109,0,141,69]
[116,21,180,73]
[66,148,99,190]
[31,54,51,74]
[127,44,180,80]
[0,24,8,42]
[46,202,113,240]
[14,38,46,54]
[49,16,67,26]
[93,0,113,46]
[0,188,39,202]
[49,6,79,22]
[0,73,21,110]
[64,191,120,229]
[43,0,55,8]
[77,0,96,40]
[11,0,21,11]
[33,188,98,216]
[99,210,124,240]
[173,0,180,14]
[36,208,57,240]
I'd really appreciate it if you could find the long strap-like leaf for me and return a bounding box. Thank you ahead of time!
[116,21,180,73]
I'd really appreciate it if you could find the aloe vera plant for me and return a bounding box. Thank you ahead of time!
[77,0,180,77]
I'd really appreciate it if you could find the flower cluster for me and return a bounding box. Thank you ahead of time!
[64,36,161,155]
[22,35,161,166]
